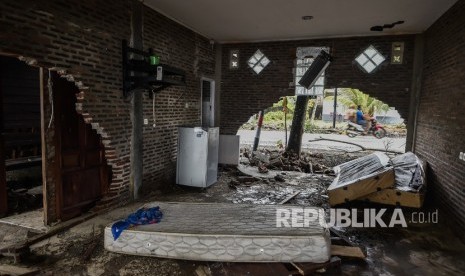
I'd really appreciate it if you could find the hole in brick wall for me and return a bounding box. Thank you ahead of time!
[237,88,406,151]
[0,54,123,225]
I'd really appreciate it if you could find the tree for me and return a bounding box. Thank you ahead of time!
[325,88,390,116]
[286,95,309,155]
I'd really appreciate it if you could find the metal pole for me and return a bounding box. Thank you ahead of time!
[282,96,288,146]
[253,110,264,152]
[333,87,338,128]
[284,114,287,146]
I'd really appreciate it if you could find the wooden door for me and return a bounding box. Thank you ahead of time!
[53,74,110,220]
[0,76,7,217]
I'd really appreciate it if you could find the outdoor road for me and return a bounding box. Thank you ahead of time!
[237,130,406,153]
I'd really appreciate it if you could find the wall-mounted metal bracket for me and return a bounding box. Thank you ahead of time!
[122,39,186,98]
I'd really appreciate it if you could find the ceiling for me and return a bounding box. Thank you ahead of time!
[144,0,457,43]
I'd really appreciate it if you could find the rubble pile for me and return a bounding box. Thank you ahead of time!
[241,147,334,175]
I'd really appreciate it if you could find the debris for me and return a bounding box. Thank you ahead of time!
[329,227,358,247]
[252,151,270,163]
[81,238,99,262]
[274,174,285,182]
[327,151,426,208]
[258,163,269,174]
[327,153,395,206]
[228,180,239,190]
[278,191,301,204]
[330,245,366,259]
[0,265,39,276]
[195,265,212,276]
[0,212,97,263]
[237,176,257,183]
[242,147,333,174]
[267,158,283,168]
[237,164,278,179]
[290,257,341,275]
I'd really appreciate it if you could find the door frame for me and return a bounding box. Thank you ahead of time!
[0,71,7,217]
[200,77,215,127]
[40,68,47,222]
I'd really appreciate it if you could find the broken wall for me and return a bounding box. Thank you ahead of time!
[416,0,465,231]
[0,0,215,222]
[220,36,414,134]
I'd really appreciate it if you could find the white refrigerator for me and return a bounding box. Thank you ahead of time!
[176,127,219,187]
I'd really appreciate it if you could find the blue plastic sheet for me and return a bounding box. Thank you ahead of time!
[111,206,163,240]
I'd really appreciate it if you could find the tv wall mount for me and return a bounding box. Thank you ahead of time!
[122,39,186,98]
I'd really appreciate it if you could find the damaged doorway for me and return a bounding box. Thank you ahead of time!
[51,73,111,221]
[0,56,111,227]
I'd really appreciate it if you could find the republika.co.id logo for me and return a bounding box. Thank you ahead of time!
[276,207,438,228]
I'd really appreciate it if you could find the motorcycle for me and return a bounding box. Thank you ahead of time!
[346,118,387,139]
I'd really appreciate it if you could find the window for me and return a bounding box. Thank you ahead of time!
[247,50,270,74]
[355,45,386,73]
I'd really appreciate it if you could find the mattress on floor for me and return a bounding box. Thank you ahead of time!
[104,202,331,263]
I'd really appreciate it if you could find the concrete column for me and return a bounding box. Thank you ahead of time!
[406,34,424,152]
[214,44,222,127]
[130,0,143,200]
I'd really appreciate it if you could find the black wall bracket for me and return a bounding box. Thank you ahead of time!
[122,39,186,98]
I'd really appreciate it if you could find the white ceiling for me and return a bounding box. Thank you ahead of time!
[144,0,457,43]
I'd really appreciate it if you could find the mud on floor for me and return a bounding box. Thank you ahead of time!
[1,149,465,275]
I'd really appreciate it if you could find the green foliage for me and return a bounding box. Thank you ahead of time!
[325,88,390,116]
[264,111,293,122]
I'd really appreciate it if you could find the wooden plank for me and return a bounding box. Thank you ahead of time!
[331,245,366,259]
[0,265,39,276]
[278,191,301,204]
[328,168,395,206]
[5,156,41,171]
[329,227,357,247]
[40,67,49,225]
[360,188,424,208]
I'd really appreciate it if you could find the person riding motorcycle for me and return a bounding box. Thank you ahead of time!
[356,105,373,135]
[344,104,357,123]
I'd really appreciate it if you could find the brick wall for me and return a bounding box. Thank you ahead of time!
[220,35,414,134]
[141,8,215,190]
[415,0,465,231]
[0,0,215,222]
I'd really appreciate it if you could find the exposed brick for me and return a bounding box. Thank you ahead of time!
[415,0,465,233]
[220,36,414,134]
[0,0,215,223]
